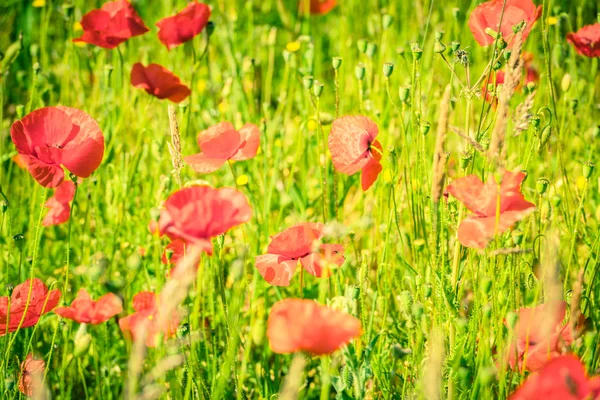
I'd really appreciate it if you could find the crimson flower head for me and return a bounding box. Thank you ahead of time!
[299,0,337,15]
[0,279,61,336]
[268,299,360,355]
[184,122,260,173]
[54,288,122,325]
[119,292,179,347]
[18,354,45,397]
[445,170,535,248]
[506,301,581,372]
[156,1,211,50]
[255,223,344,286]
[567,24,600,58]
[11,106,104,188]
[131,63,191,103]
[42,180,76,227]
[156,186,252,255]
[508,355,600,400]
[73,0,149,49]
[483,52,539,103]
[329,116,383,191]
[468,0,542,47]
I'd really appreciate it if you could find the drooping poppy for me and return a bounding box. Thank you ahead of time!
[567,24,600,58]
[506,301,583,372]
[445,170,535,248]
[298,0,337,15]
[42,180,76,227]
[155,186,252,255]
[184,122,260,173]
[267,299,361,355]
[118,291,179,347]
[156,1,211,50]
[11,106,105,188]
[0,279,61,336]
[468,0,542,47]
[54,288,122,324]
[328,115,383,191]
[255,223,344,286]
[508,355,594,400]
[18,354,45,397]
[482,52,539,103]
[130,63,191,103]
[73,0,149,49]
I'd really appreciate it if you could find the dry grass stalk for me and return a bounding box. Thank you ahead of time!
[489,32,523,167]
[167,105,183,187]
[569,269,585,338]
[278,353,307,400]
[423,329,444,400]
[449,126,485,153]
[513,90,536,136]
[431,85,452,204]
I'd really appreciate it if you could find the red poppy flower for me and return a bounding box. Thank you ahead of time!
[18,354,45,397]
[42,180,76,227]
[567,24,600,58]
[131,63,191,103]
[267,299,360,355]
[119,291,179,347]
[468,0,542,47]
[255,223,344,286]
[328,116,383,191]
[506,301,581,372]
[73,0,149,49]
[298,0,337,15]
[508,355,593,400]
[184,122,260,173]
[155,186,252,255]
[482,52,539,103]
[445,170,535,248]
[10,106,105,188]
[54,288,122,324]
[0,279,61,336]
[156,1,211,50]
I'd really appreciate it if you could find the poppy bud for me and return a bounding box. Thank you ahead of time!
[434,40,446,54]
[357,39,367,54]
[0,200,7,214]
[399,86,410,103]
[423,284,432,299]
[320,112,334,125]
[206,21,215,37]
[13,233,24,251]
[382,14,393,30]
[583,162,595,180]
[503,50,512,61]
[536,178,549,195]
[332,56,342,70]
[530,115,541,129]
[74,332,92,358]
[383,62,394,78]
[561,73,571,92]
[496,37,507,50]
[302,75,313,90]
[484,27,500,39]
[366,42,377,58]
[551,194,562,207]
[411,302,424,319]
[512,229,524,246]
[451,41,460,52]
[538,125,552,151]
[492,61,502,71]
[497,290,507,306]
[420,121,431,136]
[15,104,24,118]
[410,42,423,60]
[481,278,492,295]
[482,304,492,319]
[126,253,142,271]
[313,81,324,97]
[355,64,366,80]
[459,152,472,169]
[570,99,578,112]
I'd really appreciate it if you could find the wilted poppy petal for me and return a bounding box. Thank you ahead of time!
[230,123,260,160]
[255,254,297,286]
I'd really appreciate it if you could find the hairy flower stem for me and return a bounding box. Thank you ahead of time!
[565,180,589,291]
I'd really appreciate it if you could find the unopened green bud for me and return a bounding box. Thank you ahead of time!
[583,162,595,180]
[570,99,578,112]
[355,63,366,80]
[484,28,500,39]
[531,115,541,129]
[410,42,423,60]
[538,125,552,151]
[332,56,342,70]
[536,178,549,195]
[411,302,424,319]
[206,21,215,37]
[423,284,432,299]
[13,233,24,251]
[561,73,571,92]
[0,200,7,213]
[459,152,472,169]
[482,304,492,319]
[74,332,92,357]
[357,39,367,54]
[302,75,313,89]
[420,121,431,136]
[481,278,493,294]
[382,14,393,30]
[451,41,460,52]
[366,42,377,58]
[383,62,394,78]
[503,50,512,61]
[434,40,446,54]
[399,86,410,103]
[126,253,142,271]
[506,311,518,329]
[452,7,461,20]
[313,81,324,97]
[413,239,426,252]
[497,37,507,50]
[551,195,562,207]
[512,229,524,246]
[493,61,502,71]
[435,31,444,41]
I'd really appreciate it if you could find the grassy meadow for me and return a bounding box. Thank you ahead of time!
[1,0,600,398]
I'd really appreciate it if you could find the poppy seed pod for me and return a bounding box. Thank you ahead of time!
[355,64,366,80]
[503,50,512,61]
[332,56,342,70]
[420,121,431,136]
[493,61,502,71]
[410,42,423,60]
[451,41,460,52]
[313,81,324,97]
[459,152,472,169]
[382,14,393,30]
[302,75,314,89]
[434,40,446,54]
[357,39,367,53]
[583,162,595,179]
[496,37,507,50]
[383,62,394,77]
[366,42,377,58]
[13,233,25,251]
[536,178,549,195]
[399,86,410,103]
[435,31,444,41]
[531,115,541,129]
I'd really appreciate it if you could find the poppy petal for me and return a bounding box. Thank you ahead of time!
[361,155,382,191]
[183,153,226,173]
[255,254,297,286]
[230,123,260,160]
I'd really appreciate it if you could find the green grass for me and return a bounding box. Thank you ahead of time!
[1,0,599,398]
